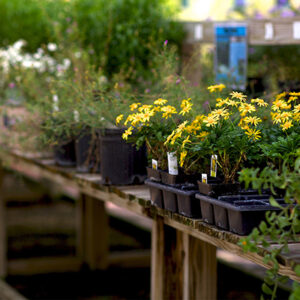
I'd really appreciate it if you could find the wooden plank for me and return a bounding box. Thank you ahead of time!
[0,279,28,300]
[81,195,109,270]
[0,167,7,277]
[7,256,81,275]
[183,18,300,45]
[108,249,150,268]
[183,233,217,300]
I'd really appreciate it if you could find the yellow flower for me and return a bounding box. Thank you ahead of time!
[271,112,283,124]
[211,108,230,119]
[238,103,256,116]
[180,150,187,167]
[230,91,247,101]
[294,104,300,114]
[116,114,123,125]
[289,92,300,96]
[293,112,300,122]
[154,98,168,105]
[272,99,291,111]
[288,96,298,103]
[130,103,141,111]
[131,113,144,126]
[179,98,193,115]
[161,105,177,119]
[138,104,153,112]
[244,116,262,126]
[251,98,268,107]
[245,128,261,141]
[181,135,191,149]
[203,114,218,127]
[124,115,134,126]
[141,109,155,122]
[197,131,209,140]
[207,83,226,93]
[281,120,293,131]
[276,92,287,100]
[122,126,133,140]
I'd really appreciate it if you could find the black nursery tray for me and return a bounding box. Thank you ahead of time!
[196,193,285,235]
[145,179,201,218]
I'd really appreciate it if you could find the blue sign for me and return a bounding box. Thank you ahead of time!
[215,23,248,90]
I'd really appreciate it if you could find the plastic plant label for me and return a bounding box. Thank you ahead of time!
[152,159,158,170]
[52,94,59,112]
[210,155,217,177]
[264,23,274,40]
[202,173,208,183]
[74,110,80,122]
[293,22,300,39]
[194,24,203,41]
[167,152,178,175]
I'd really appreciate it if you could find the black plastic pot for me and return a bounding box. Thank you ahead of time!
[197,180,240,197]
[99,128,147,185]
[146,167,161,182]
[75,131,100,173]
[176,188,201,218]
[160,170,185,185]
[145,179,164,208]
[196,193,285,235]
[54,139,76,167]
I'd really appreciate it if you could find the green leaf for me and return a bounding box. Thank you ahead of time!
[295,265,300,276]
[269,196,282,208]
[262,283,273,295]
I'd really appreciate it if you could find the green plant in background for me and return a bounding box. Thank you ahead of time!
[239,153,300,300]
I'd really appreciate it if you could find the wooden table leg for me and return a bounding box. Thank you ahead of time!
[0,167,7,277]
[183,233,217,300]
[151,217,217,300]
[77,194,109,270]
[151,216,184,300]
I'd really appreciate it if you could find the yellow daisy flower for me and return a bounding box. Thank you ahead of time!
[116,114,123,125]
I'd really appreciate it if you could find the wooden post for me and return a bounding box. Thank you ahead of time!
[151,217,184,300]
[151,217,217,300]
[183,233,217,300]
[77,194,109,270]
[0,167,7,277]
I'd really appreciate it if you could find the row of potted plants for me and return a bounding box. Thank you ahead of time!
[116,85,299,234]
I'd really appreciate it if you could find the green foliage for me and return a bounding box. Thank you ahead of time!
[72,0,184,78]
[0,0,53,52]
[239,155,300,300]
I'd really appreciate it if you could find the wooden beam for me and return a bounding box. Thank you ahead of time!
[0,167,7,277]
[183,18,300,45]
[0,279,28,300]
[80,195,109,270]
[183,233,217,300]
[108,250,150,268]
[7,256,81,275]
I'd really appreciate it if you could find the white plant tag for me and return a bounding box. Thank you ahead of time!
[210,155,217,177]
[152,159,158,170]
[202,173,207,183]
[293,22,300,39]
[194,24,203,41]
[74,110,80,122]
[167,152,178,175]
[265,23,274,40]
[52,94,59,112]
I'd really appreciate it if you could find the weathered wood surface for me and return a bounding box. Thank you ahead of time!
[184,18,300,45]
[0,166,7,277]
[0,149,299,282]
[0,279,27,300]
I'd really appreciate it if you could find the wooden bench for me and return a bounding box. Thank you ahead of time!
[0,149,299,300]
